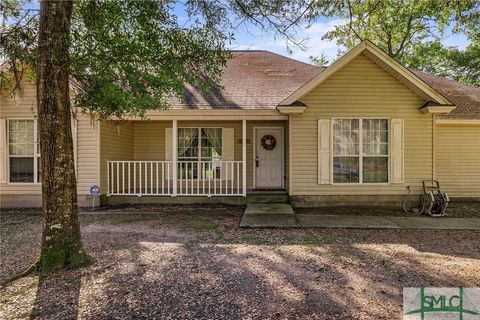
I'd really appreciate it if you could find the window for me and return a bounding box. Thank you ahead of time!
[177,128,222,178]
[8,119,41,183]
[333,118,388,184]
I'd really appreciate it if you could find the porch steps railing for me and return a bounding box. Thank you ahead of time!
[107,160,243,197]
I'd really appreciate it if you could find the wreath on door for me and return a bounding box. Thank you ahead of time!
[260,134,276,151]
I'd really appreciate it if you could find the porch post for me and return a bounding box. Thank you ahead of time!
[172,119,177,196]
[242,119,247,196]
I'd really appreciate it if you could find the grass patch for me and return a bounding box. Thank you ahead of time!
[303,233,317,245]
[184,219,218,230]
[319,235,337,244]
[281,234,295,243]
[241,235,268,245]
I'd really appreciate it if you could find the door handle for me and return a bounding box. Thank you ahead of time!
[255,156,259,167]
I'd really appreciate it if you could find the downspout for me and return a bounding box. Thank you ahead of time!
[288,114,292,194]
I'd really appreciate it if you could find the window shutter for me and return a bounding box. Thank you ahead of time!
[222,128,234,180]
[391,119,404,184]
[165,128,173,179]
[0,119,6,183]
[318,119,331,184]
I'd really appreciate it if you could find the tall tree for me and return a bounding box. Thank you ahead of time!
[1,0,317,275]
[36,0,90,273]
[310,0,480,86]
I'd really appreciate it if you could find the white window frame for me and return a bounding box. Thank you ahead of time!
[177,127,223,162]
[177,127,223,180]
[331,117,390,185]
[7,118,41,184]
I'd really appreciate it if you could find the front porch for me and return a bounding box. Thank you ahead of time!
[101,117,288,199]
[107,160,244,196]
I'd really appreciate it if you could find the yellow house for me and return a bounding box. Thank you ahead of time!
[1,41,479,208]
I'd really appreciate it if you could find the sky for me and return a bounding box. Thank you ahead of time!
[172,2,471,66]
[226,18,471,65]
[227,18,347,64]
[12,1,471,66]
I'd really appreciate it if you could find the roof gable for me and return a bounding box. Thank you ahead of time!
[279,40,452,107]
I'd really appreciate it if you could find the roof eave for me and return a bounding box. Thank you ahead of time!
[420,105,457,114]
[277,105,308,114]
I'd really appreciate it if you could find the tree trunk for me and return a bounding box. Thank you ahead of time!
[37,0,90,274]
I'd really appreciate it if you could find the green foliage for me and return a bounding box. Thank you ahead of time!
[39,238,91,275]
[309,53,329,67]
[1,0,233,119]
[69,0,230,118]
[311,0,480,86]
[406,40,480,86]
[0,0,38,94]
[1,0,322,118]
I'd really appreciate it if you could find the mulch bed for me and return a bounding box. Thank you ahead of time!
[1,205,479,319]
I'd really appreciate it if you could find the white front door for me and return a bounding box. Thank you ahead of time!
[255,128,283,189]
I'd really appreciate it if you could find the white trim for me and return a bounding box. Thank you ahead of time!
[277,106,307,114]
[72,117,78,178]
[0,119,6,184]
[288,116,292,192]
[242,120,247,196]
[97,121,101,192]
[436,119,480,125]
[330,117,390,185]
[130,109,287,121]
[172,120,177,197]
[420,106,456,114]
[6,118,41,184]
[253,126,285,189]
[176,127,223,162]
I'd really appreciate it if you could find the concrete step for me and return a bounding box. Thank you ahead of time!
[244,202,294,215]
[240,202,297,228]
[247,193,289,203]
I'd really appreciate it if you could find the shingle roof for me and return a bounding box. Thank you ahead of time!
[412,70,480,119]
[172,50,480,119]
[171,51,323,109]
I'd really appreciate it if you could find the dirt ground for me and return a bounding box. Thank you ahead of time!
[1,205,479,319]
[295,201,480,217]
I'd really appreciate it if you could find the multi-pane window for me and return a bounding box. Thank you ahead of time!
[362,119,388,183]
[8,119,41,183]
[177,128,222,178]
[333,119,388,184]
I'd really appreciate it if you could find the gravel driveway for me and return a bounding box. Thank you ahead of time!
[1,205,479,319]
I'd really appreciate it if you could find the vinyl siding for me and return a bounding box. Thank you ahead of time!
[0,80,41,195]
[133,121,170,160]
[99,121,133,192]
[0,79,101,205]
[76,113,100,195]
[290,53,433,196]
[436,124,480,197]
[129,120,286,189]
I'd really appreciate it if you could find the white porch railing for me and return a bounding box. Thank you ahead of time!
[108,161,173,196]
[107,160,243,196]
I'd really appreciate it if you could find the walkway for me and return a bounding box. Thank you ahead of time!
[240,211,480,230]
